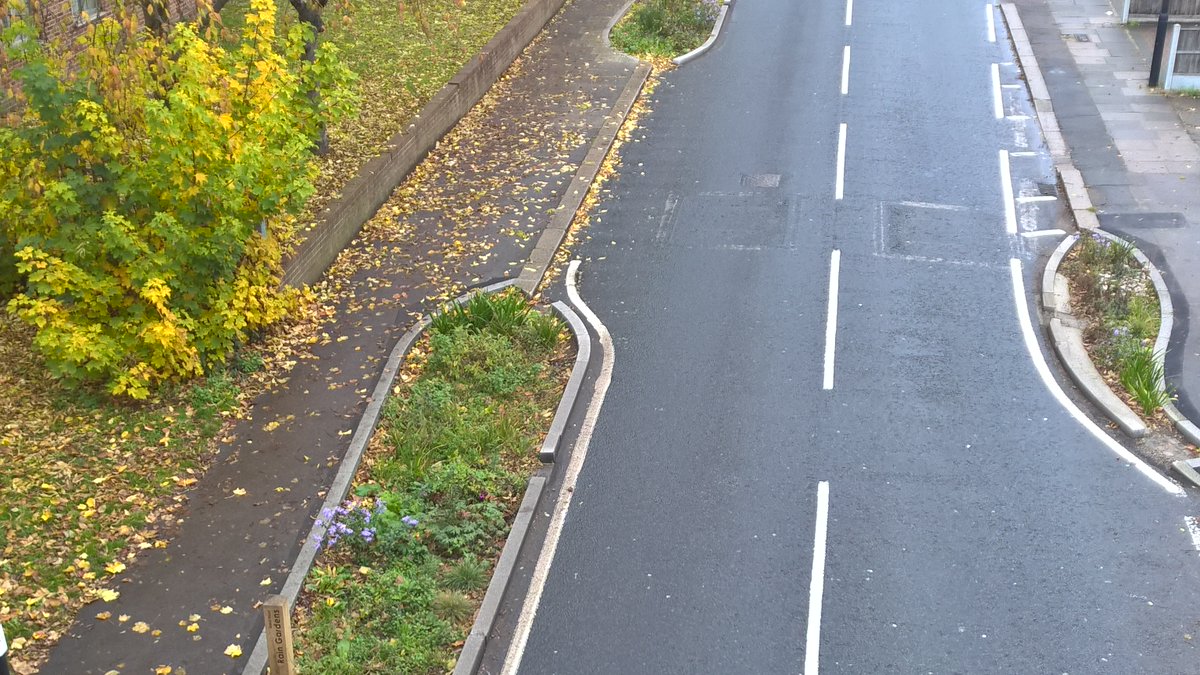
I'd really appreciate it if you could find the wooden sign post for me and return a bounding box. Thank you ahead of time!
[262,595,296,675]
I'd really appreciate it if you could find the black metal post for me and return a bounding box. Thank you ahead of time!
[1149,0,1171,86]
[0,619,8,672]
[0,621,8,675]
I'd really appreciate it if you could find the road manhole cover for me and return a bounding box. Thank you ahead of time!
[741,173,781,188]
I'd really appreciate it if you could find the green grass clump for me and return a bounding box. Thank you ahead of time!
[610,0,719,58]
[1120,347,1173,416]
[295,291,568,672]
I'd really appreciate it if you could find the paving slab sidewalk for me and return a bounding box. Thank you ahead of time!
[40,0,638,672]
[1015,0,1200,423]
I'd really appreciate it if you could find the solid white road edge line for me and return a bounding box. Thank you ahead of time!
[823,250,841,391]
[841,45,851,96]
[987,3,997,42]
[845,0,852,26]
[804,481,831,675]
[1008,259,1183,496]
[991,63,1004,119]
[835,123,847,200]
[999,150,1017,234]
[501,260,618,674]
[1021,229,1067,238]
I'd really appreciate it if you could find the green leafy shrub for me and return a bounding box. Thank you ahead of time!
[0,0,354,398]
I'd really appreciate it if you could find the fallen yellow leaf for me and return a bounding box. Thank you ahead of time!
[132,621,150,634]
[224,644,243,658]
[232,488,247,497]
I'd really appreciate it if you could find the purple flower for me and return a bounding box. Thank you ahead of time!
[361,528,376,543]
[402,516,419,528]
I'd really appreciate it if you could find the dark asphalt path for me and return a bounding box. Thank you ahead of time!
[504,0,1200,673]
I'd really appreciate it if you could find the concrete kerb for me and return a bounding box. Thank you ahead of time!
[1042,236,1150,439]
[1039,226,1200,449]
[672,0,732,66]
[539,301,592,462]
[602,0,638,51]
[244,274,599,672]
[453,474,546,675]
[242,279,519,674]
[455,299,593,673]
[515,60,651,293]
[282,0,570,288]
[1000,4,1100,232]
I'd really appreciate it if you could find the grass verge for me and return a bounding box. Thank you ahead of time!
[1061,231,1173,418]
[218,0,528,227]
[609,0,718,58]
[292,290,570,673]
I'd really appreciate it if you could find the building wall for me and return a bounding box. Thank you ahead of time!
[5,0,198,49]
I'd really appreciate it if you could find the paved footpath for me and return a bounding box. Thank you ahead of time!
[1014,0,1200,420]
[41,0,638,672]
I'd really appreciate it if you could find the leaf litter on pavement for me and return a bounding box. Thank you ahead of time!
[0,2,666,671]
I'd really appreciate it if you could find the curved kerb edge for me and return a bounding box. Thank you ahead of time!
[1040,232,1148,438]
[603,0,639,53]
[1043,229,1200,457]
[456,299,594,674]
[1125,242,1200,449]
[672,0,732,66]
[1093,230,1200,449]
[243,278,522,674]
[539,301,592,462]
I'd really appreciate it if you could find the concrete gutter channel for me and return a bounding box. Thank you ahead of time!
[243,0,655,668]
[1002,4,1200,486]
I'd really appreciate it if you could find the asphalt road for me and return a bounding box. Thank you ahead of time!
[501,0,1200,672]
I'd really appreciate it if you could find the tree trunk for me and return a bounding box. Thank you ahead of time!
[289,0,329,155]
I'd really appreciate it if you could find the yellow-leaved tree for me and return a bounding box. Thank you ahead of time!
[0,0,354,398]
